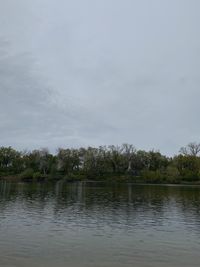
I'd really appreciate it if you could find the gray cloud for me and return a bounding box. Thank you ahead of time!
[0,40,113,150]
[0,0,200,155]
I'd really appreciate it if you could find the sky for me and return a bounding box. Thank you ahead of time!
[0,0,199,155]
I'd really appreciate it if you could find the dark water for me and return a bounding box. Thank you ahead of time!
[0,181,200,267]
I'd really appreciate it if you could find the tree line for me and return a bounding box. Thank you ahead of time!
[0,142,200,183]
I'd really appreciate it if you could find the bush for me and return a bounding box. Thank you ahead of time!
[164,166,181,183]
[20,168,34,181]
[33,172,42,180]
[181,170,200,182]
[141,170,165,183]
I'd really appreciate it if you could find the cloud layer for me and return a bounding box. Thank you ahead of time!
[0,0,200,155]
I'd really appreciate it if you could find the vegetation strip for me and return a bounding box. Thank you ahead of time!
[0,142,200,183]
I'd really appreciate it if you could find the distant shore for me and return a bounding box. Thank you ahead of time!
[1,143,200,185]
[1,175,200,186]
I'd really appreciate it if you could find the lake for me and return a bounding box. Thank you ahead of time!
[0,181,200,267]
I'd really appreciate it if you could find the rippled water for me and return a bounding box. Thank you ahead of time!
[0,181,200,267]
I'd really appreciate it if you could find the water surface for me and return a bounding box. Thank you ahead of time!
[0,181,200,267]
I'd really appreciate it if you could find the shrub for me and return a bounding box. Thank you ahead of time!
[20,168,34,181]
[33,172,42,180]
[141,170,165,183]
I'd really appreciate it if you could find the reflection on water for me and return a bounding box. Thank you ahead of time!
[0,181,200,267]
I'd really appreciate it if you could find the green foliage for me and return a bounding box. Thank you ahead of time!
[20,168,34,181]
[0,146,23,175]
[175,155,200,181]
[1,142,200,184]
[33,172,46,181]
[164,166,180,183]
[141,170,165,183]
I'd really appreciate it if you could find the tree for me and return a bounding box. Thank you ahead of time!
[180,142,200,157]
[121,144,137,173]
[174,154,200,181]
[57,148,80,175]
[108,145,124,174]
[0,147,22,174]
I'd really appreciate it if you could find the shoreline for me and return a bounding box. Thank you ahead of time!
[1,176,200,186]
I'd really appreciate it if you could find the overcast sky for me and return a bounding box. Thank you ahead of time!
[0,0,199,155]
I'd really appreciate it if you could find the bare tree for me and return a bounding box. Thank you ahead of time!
[180,142,200,156]
[121,144,137,172]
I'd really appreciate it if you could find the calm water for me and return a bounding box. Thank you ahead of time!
[0,181,200,267]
